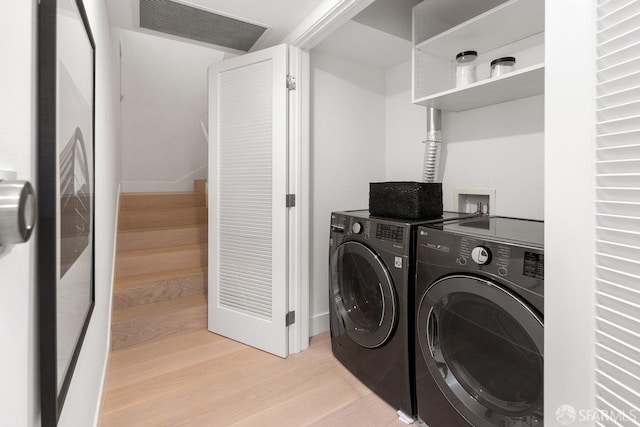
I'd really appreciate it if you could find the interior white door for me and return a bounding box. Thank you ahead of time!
[208,44,289,358]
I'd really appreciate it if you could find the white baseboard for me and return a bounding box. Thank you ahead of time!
[310,311,329,336]
[122,165,207,193]
[121,181,194,193]
[93,182,120,427]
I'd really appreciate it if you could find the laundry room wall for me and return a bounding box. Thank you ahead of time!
[0,1,38,425]
[0,0,121,425]
[384,60,427,179]
[58,1,122,425]
[309,51,386,335]
[119,30,225,192]
[441,97,544,220]
[384,60,545,221]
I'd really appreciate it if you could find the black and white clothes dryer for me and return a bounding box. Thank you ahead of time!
[328,210,476,419]
[414,216,544,427]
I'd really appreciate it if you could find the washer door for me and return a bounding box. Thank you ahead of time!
[330,241,396,348]
[417,275,543,427]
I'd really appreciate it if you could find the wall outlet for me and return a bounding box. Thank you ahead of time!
[454,188,496,215]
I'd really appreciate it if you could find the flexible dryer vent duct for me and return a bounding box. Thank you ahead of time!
[423,106,442,183]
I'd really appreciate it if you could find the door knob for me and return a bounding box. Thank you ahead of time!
[0,180,36,245]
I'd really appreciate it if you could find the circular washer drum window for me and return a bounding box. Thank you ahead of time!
[418,275,544,426]
[331,241,397,348]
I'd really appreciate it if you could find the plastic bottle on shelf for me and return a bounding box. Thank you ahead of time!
[455,51,478,88]
[491,56,516,78]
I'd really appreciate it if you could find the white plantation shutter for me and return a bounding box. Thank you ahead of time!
[596,0,640,423]
[217,60,274,320]
[208,44,289,358]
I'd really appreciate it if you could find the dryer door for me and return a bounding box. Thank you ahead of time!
[417,275,543,427]
[330,241,396,348]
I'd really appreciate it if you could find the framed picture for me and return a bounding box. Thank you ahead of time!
[37,0,96,425]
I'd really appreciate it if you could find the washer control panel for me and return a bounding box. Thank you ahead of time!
[471,246,491,265]
[376,223,404,243]
[330,212,409,255]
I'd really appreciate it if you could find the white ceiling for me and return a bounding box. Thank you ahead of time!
[106,0,327,51]
[352,0,421,41]
[312,20,412,70]
[312,0,417,71]
[312,0,509,71]
[107,0,505,72]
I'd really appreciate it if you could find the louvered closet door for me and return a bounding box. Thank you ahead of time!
[208,44,289,358]
[596,0,640,421]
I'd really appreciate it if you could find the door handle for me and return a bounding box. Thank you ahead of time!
[0,180,36,245]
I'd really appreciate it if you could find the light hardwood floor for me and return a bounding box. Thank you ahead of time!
[103,187,408,426]
[101,331,409,426]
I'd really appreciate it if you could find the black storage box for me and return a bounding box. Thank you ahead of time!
[369,181,443,219]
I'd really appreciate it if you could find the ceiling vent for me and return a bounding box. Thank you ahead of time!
[140,0,267,52]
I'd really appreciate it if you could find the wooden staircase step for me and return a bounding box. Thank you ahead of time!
[119,207,207,230]
[115,244,207,279]
[117,224,208,252]
[115,266,207,289]
[111,294,207,350]
[112,293,206,323]
[113,267,207,310]
[120,192,206,211]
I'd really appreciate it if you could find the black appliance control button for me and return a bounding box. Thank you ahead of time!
[498,266,508,277]
[352,222,363,234]
[471,246,492,265]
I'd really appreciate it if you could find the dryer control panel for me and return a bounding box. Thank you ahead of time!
[417,226,544,298]
[523,251,545,280]
[458,237,513,274]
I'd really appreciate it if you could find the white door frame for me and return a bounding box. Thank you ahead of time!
[286,45,310,354]
[286,0,375,50]
[286,0,374,354]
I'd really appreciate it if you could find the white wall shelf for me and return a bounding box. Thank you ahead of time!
[415,0,544,60]
[414,63,544,111]
[412,0,545,111]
